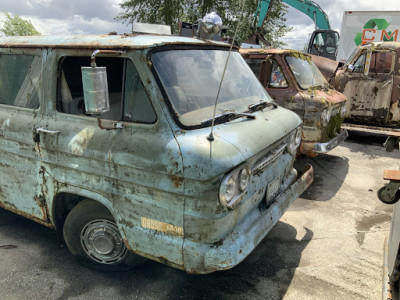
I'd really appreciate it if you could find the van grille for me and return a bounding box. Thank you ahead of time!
[252,143,286,175]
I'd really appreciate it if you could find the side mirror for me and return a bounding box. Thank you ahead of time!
[81,66,110,115]
[81,49,124,130]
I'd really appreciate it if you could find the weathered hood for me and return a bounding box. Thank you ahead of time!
[300,88,347,106]
[175,106,301,181]
[310,54,340,81]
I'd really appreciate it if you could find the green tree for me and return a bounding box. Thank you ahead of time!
[1,11,40,36]
[115,0,291,47]
[223,0,291,48]
[116,0,185,34]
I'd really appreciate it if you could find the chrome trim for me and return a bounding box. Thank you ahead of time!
[313,129,348,153]
[252,143,286,175]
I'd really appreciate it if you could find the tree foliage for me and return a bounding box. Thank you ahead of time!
[1,11,40,36]
[116,0,291,47]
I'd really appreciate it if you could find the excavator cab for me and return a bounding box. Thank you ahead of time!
[307,29,340,60]
[252,0,339,60]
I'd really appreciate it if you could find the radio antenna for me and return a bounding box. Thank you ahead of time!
[207,1,246,142]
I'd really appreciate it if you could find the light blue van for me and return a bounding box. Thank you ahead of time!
[0,34,312,273]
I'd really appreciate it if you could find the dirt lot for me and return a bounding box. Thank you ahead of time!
[0,133,397,300]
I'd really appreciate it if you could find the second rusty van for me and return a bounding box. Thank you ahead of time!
[241,49,348,157]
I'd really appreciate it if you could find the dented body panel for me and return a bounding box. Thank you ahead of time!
[314,42,400,129]
[0,34,312,273]
[240,48,348,157]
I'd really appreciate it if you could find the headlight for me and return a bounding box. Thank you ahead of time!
[238,168,250,191]
[340,105,346,118]
[219,166,251,209]
[287,127,302,156]
[223,177,236,202]
[320,109,331,127]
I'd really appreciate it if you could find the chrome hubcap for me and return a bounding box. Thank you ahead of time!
[80,219,128,264]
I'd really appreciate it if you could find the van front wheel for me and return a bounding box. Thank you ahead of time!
[63,199,145,271]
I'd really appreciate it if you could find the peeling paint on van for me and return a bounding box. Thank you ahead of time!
[68,127,95,155]
[0,34,313,274]
[313,42,400,128]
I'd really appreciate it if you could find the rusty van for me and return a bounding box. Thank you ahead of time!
[240,49,348,157]
[313,42,400,149]
[0,34,313,274]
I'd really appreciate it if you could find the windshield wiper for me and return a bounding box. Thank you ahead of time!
[247,101,278,113]
[201,111,255,126]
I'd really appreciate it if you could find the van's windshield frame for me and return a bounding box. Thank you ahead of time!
[150,46,273,130]
[285,55,328,90]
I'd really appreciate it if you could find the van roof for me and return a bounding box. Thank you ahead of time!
[0,34,231,50]
[361,41,400,51]
[239,48,310,56]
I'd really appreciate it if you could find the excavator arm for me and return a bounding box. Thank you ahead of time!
[253,0,339,60]
[255,0,331,30]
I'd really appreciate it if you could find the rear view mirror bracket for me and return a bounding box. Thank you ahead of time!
[81,49,125,130]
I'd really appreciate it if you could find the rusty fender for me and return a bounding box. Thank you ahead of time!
[182,164,313,274]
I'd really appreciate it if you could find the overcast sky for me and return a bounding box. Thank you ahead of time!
[1,0,400,49]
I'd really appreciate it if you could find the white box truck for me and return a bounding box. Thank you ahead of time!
[337,11,400,62]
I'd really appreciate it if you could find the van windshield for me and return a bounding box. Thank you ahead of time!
[286,55,328,90]
[152,49,272,128]
[345,48,358,66]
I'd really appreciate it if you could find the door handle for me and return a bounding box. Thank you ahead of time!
[33,127,61,144]
[35,127,61,135]
[382,79,393,88]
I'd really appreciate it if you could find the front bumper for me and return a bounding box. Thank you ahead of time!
[314,129,349,153]
[301,129,348,156]
[182,164,313,274]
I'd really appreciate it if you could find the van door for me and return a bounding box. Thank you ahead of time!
[341,50,394,124]
[37,53,185,266]
[0,52,49,222]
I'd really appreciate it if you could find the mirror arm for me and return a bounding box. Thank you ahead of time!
[91,50,125,66]
[97,117,123,130]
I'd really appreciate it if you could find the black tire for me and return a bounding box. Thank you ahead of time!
[378,186,400,205]
[63,199,146,271]
[384,138,396,152]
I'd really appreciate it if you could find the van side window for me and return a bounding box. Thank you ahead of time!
[0,54,41,109]
[369,52,393,74]
[269,60,288,88]
[123,60,156,123]
[244,58,262,77]
[58,57,156,123]
[352,54,366,73]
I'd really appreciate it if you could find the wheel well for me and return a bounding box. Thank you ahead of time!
[53,194,118,234]
[53,193,86,231]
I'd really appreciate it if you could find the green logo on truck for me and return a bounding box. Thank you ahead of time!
[355,18,398,45]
